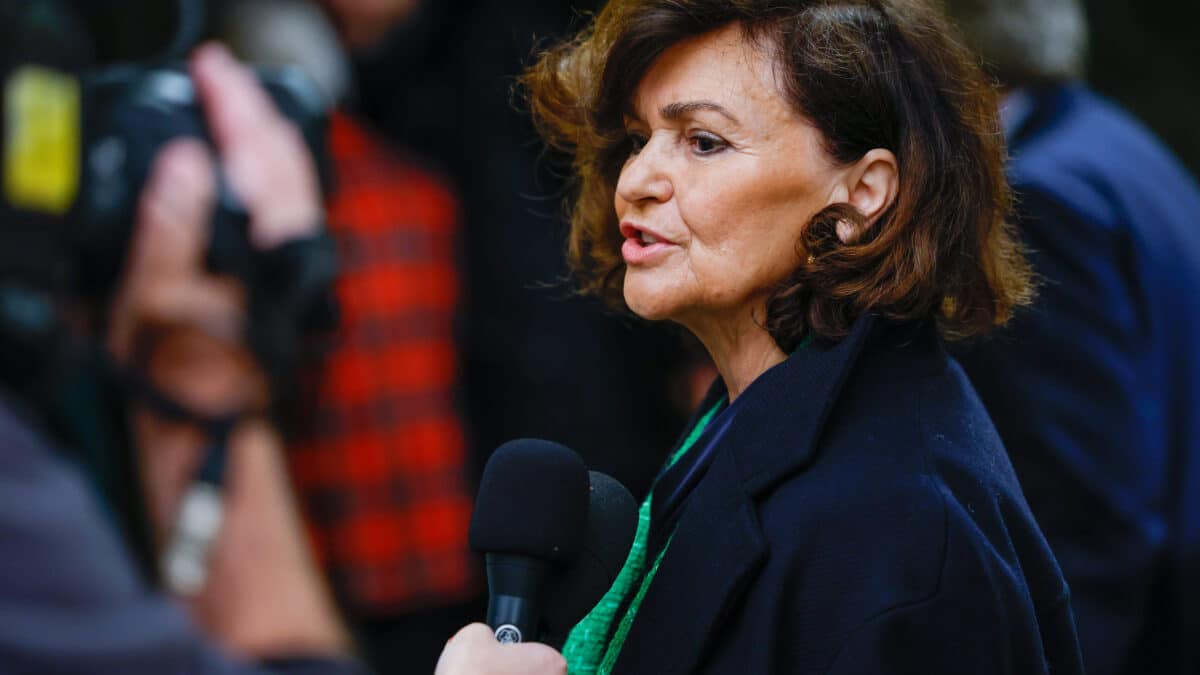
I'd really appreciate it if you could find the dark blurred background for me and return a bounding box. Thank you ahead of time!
[77,0,1199,484]
[21,1,1194,673]
[348,0,1200,191]
[345,0,694,497]
[341,0,1199,500]
[1087,0,1200,175]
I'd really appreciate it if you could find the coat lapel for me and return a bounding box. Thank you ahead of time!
[610,316,879,674]
[732,315,877,496]
[611,447,766,675]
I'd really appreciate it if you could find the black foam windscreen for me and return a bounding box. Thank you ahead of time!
[469,439,590,564]
[542,471,639,647]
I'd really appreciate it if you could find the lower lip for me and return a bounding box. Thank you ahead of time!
[622,237,675,265]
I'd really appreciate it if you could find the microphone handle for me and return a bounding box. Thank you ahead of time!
[485,554,550,644]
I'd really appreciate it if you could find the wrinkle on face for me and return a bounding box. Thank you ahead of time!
[615,23,848,392]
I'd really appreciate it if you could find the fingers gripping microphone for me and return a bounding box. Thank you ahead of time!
[469,439,590,644]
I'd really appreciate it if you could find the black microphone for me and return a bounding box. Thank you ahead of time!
[542,470,638,648]
[469,439,590,644]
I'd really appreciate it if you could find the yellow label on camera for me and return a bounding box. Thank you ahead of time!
[4,66,80,215]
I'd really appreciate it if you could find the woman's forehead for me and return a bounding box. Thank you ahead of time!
[627,24,789,123]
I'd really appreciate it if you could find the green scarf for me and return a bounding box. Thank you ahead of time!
[562,398,726,674]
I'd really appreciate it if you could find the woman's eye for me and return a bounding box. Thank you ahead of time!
[689,133,727,155]
[628,133,648,155]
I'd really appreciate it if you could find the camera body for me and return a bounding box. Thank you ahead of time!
[2,62,332,298]
[76,64,333,300]
[0,0,337,391]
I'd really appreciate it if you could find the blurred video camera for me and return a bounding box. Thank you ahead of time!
[0,0,336,400]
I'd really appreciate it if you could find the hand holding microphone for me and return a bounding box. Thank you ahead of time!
[441,438,637,671]
[435,624,567,675]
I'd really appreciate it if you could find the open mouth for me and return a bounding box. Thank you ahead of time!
[620,221,671,246]
[620,222,674,264]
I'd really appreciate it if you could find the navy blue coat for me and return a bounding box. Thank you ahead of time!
[957,84,1200,675]
[0,393,368,675]
[610,316,1083,674]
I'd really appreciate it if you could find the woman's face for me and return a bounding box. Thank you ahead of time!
[617,25,844,330]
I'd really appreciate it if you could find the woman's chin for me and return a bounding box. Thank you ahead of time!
[623,285,677,322]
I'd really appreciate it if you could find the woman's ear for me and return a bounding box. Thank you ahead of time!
[837,149,899,243]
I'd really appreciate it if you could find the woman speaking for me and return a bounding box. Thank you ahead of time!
[438,0,1084,672]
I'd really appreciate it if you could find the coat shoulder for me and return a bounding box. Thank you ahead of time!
[745,347,1074,671]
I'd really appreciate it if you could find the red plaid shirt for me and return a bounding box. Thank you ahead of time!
[290,111,476,614]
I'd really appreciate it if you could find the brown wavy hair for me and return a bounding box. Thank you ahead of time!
[522,0,1032,350]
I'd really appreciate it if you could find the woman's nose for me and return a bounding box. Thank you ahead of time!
[616,137,673,204]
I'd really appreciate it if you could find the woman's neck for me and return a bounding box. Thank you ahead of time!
[681,305,788,402]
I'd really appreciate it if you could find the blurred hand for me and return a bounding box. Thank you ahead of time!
[106,45,349,660]
[185,419,351,658]
[191,43,322,249]
[435,624,567,675]
[109,137,265,549]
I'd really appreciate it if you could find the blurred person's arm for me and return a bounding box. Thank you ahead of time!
[94,45,356,669]
[0,129,356,672]
[956,188,1166,675]
[0,389,363,675]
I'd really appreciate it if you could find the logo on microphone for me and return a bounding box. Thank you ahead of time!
[494,624,523,644]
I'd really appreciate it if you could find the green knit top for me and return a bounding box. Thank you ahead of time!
[561,398,726,674]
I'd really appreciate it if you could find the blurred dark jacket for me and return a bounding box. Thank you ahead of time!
[957,83,1200,675]
[611,317,1083,675]
[0,391,368,675]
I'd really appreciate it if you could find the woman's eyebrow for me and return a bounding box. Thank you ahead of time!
[661,100,740,125]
